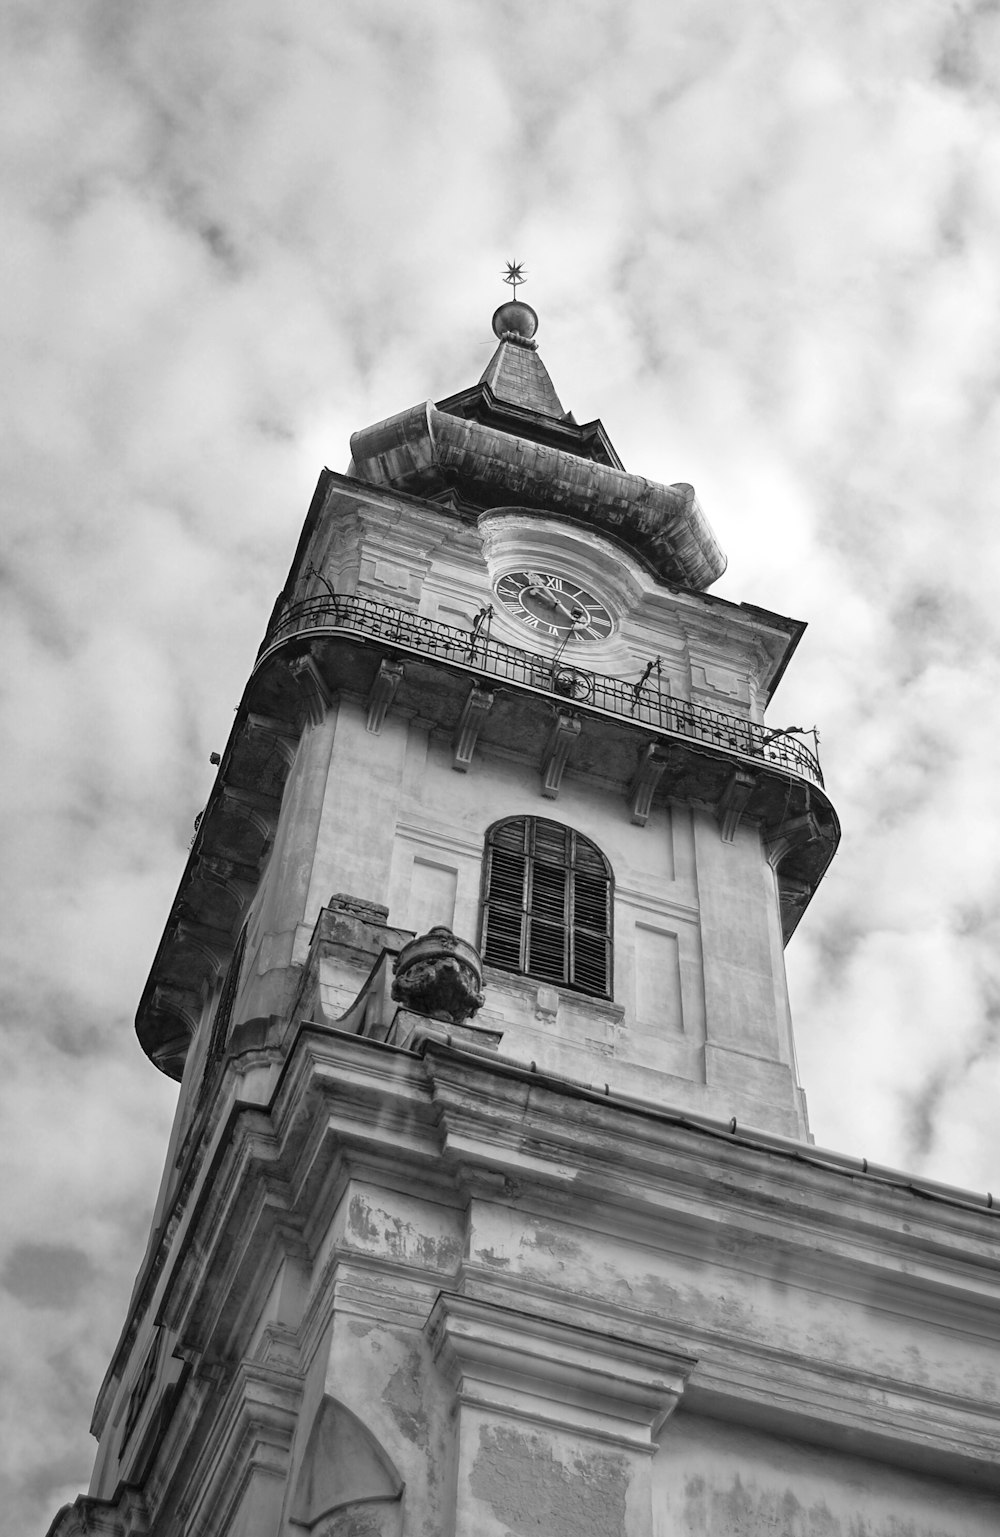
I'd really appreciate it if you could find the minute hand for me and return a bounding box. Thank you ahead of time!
[528,580,583,617]
[525,585,588,629]
[551,597,587,626]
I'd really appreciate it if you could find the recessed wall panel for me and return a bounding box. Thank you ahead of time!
[409,857,458,934]
[635,923,683,1033]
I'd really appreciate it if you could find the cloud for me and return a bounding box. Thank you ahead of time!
[2,1243,96,1310]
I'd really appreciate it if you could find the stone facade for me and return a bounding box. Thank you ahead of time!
[48,308,1000,1537]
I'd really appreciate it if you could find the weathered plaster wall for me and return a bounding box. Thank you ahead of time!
[389,717,800,1130]
[220,677,804,1130]
[279,1179,465,1537]
[654,1414,1000,1537]
[462,1194,1000,1415]
[462,1415,635,1537]
[78,993,1000,1537]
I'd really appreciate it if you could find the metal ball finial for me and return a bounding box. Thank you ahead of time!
[492,300,538,344]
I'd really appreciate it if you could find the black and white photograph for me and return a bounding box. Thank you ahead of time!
[4,3,1000,1533]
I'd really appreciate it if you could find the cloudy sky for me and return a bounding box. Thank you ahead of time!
[4,0,1000,1528]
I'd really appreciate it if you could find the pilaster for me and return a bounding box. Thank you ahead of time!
[427,1293,695,1537]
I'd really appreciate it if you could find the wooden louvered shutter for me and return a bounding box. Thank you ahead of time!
[569,834,612,994]
[481,818,613,998]
[482,820,529,971]
[527,820,570,983]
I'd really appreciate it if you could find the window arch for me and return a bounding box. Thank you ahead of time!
[480,817,613,998]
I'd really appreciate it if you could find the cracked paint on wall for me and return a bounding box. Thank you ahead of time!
[382,1346,429,1450]
[470,1423,628,1537]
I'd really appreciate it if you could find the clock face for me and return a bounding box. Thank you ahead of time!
[494,569,614,641]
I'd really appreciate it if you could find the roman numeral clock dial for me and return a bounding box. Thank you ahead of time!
[494,570,614,643]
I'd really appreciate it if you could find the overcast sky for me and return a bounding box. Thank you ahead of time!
[4,1,1000,1530]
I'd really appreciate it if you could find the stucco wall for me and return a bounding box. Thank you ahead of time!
[654,1413,1000,1537]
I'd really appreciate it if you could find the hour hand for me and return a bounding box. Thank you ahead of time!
[524,583,561,611]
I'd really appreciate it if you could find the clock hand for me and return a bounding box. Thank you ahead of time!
[551,598,587,627]
[523,583,561,610]
[524,585,585,626]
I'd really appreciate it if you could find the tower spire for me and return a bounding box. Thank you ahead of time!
[481,261,565,415]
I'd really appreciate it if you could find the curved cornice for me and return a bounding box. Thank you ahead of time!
[349,403,727,591]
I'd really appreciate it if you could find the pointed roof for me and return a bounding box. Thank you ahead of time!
[433,299,623,468]
[347,296,727,591]
[478,336,567,418]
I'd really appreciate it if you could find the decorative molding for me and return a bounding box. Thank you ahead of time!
[540,710,581,799]
[426,1293,695,1450]
[44,1489,149,1537]
[716,767,758,843]
[452,683,494,771]
[628,743,669,826]
[686,1341,1000,1488]
[179,1360,302,1537]
[394,820,483,860]
[614,884,699,923]
[534,985,560,1023]
[366,659,404,734]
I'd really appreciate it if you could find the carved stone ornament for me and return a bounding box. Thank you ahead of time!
[391,927,486,1025]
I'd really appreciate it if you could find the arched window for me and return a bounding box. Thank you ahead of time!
[481,817,613,998]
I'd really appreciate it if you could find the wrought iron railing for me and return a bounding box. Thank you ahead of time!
[263,594,824,787]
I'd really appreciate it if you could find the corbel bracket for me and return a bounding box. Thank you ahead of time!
[287,653,332,728]
[777,876,812,919]
[716,768,758,844]
[452,684,494,771]
[366,659,404,734]
[172,918,230,980]
[628,743,670,826]
[149,985,199,1042]
[540,710,581,799]
[219,786,274,837]
[245,712,299,769]
[767,810,822,869]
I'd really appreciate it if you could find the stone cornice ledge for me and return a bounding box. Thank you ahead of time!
[426,1293,696,1451]
[447,1277,1000,1490]
[687,1348,1000,1491]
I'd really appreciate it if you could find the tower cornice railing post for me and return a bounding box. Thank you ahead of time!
[258,593,825,788]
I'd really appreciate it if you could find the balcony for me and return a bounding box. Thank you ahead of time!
[260,593,825,789]
[137,589,838,1079]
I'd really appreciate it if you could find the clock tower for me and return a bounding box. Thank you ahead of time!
[49,296,1000,1537]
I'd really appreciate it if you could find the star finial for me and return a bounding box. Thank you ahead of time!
[502,260,526,299]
